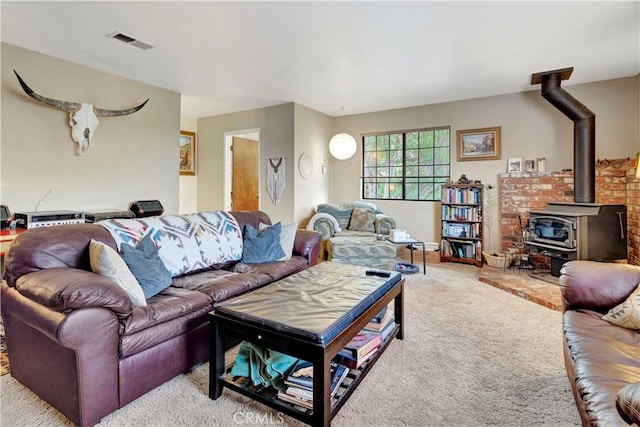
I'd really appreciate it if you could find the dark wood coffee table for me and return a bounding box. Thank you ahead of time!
[208,262,404,427]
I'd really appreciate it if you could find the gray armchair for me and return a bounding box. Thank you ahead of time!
[306,201,396,240]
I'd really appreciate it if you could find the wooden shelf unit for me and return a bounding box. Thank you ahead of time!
[440,184,483,267]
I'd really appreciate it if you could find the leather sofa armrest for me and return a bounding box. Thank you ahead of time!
[15,267,134,319]
[2,281,120,426]
[293,229,322,266]
[375,214,396,235]
[560,260,640,312]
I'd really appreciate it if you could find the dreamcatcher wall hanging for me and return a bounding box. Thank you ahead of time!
[267,157,286,204]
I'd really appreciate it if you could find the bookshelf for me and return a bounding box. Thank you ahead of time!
[440,184,483,267]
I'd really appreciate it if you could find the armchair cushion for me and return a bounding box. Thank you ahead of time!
[348,208,376,232]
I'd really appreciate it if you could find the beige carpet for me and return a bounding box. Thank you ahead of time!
[0,263,580,426]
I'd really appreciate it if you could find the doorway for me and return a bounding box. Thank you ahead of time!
[224,129,260,211]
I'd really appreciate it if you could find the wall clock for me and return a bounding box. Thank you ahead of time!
[298,153,313,179]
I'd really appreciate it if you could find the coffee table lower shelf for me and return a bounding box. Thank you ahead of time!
[219,324,400,425]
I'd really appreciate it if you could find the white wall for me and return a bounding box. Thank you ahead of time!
[293,104,332,227]
[329,76,640,245]
[1,43,181,215]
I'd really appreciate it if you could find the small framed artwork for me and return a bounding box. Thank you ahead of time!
[524,159,536,173]
[508,158,523,173]
[456,126,501,161]
[179,130,196,176]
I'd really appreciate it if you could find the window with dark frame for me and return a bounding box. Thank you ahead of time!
[362,127,450,202]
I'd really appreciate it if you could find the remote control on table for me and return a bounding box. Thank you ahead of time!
[365,270,391,278]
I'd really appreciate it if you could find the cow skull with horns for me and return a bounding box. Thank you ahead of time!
[14,70,149,155]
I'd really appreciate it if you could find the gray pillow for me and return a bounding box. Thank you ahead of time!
[120,234,172,299]
[242,222,285,263]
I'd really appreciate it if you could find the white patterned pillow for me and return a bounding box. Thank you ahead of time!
[100,211,244,277]
[602,282,640,331]
[89,239,147,307]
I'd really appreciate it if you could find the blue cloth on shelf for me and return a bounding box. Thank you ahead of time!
[229,341,299,389]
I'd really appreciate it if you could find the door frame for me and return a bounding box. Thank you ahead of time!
[223,128,261,211]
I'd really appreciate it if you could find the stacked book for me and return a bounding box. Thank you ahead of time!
[277,360,349,409]
[334,307,396,369]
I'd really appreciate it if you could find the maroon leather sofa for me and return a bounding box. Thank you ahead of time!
[560,260,640,426]
[1,210,320,427]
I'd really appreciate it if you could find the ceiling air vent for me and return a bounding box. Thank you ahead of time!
[107,32,154,50]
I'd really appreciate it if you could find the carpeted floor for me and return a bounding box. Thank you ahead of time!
[0,263,580,426]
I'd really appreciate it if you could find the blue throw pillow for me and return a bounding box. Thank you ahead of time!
[120,234,172,299]
[242,222,285,263]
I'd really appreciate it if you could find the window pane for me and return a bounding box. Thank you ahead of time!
[419,131,434,148]
[434,129,450,147]
[390,134,403,150]
[364,136,377,151]
[406,165,418,177]
[376,135,389,151]
[405,148,418,165]
[391,166,403,177]
[390,150,403,165]
[364,166,376,177]
[434,147,449,164]
[419,148,433,164]
[376,181,389,198]
[377,151,389,167]
[406,132,418,149]
[390,179,403,199]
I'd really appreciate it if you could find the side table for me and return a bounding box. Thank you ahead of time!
[386,237,426,274]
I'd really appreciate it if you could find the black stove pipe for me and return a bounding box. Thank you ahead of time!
[531,67,596,203]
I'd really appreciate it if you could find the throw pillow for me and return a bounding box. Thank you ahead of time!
[616,382,640,425]
[89,239,147,307]
[120,234,172,299]
[348,208,376,232]
[242,222,286,264]
[602,282,640,331]
[259,222,296,261]
[317,203,353,230]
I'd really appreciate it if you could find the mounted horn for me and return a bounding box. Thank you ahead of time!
[14,70,80,112]
[95,98,149,117]
[13,70,149,155]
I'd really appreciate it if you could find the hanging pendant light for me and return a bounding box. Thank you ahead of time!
[329,107,356,160]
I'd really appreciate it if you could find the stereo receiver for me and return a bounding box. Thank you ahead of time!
[14,210,85,229]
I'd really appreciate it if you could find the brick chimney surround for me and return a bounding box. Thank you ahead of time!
[498,157,639,266]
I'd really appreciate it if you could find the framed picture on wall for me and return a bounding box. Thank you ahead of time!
[456,126,501,161]
[179,131,196,176]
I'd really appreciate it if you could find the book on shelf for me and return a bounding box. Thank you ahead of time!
[277,389,314,410]
[369,306,388,324]
[283,359,348,393]
[343,331,383,360]
[278,363,348,408]
[334,345,379,369]
[363,310,393,332]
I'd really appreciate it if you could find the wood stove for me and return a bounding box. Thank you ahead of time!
[527,202,627,276]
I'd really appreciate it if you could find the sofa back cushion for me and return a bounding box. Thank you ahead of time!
[100,211,243,277]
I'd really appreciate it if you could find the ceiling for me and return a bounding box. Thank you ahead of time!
[2,1,638,118]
